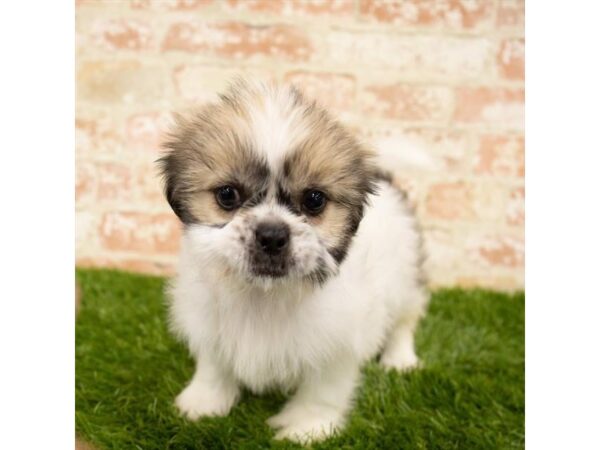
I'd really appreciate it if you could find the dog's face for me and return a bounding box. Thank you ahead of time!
[160,81,378,287]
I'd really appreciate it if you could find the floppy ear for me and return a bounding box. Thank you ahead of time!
[157,110,204,225]
[157,152,194,224]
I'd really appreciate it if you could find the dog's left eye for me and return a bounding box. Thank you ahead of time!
[302,190,327,215]
[215,185,241,210]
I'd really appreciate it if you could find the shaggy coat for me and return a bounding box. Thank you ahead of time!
[159,80,429,443]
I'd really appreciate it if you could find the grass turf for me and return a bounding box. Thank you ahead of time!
[75,268,524,449]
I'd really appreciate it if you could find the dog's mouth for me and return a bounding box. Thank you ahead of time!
[250,261,289,278]
[251,268,287,278]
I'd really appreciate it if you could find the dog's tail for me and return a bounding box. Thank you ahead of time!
[373,135,440,174]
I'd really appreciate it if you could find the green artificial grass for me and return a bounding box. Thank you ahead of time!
[75,268,524,449]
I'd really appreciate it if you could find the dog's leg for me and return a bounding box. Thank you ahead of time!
[175,352,240,420]
[380,314,421,371]
[267,356,359,443]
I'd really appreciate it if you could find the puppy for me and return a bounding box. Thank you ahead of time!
[159,80,429,443]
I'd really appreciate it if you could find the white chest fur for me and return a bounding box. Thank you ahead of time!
[169,184,427,393]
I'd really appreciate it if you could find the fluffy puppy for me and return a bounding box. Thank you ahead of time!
[159,80,428,443]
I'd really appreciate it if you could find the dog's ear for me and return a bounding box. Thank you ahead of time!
[157,152,194,224]
[157,112,198,224]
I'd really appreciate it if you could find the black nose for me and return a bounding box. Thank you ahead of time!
[255,222,290,255]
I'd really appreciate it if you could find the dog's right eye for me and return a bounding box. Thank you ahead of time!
[215,185,241,210]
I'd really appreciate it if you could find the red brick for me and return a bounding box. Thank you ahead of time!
[474,135,524,177]
[75,161,95,204]
[284,71,356,111]
[76,116,123,158]
[76,161,135,204]
[77,158,167,207]
[133,162,167,205]
[225,0,354,16]
[471,235,524,267]
[497,0,525,29]
[126,112,171,153]
[99,212,181,254]
[360,0,494,30]
[425,182,507,223]
[325,32,492,79]
[173,65,276,102]
[454,87,524,127]
[96,162,134,202]
[77,60,167,106]
[91,19,153,51]
[362,83,453,121]
[506,186,525,226]
[131,0,212,10]
[76,211,100,255]
[498,38,524,80]
[162,22,313,62]
[425,181,474,220]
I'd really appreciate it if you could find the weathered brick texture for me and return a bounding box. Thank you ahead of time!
[76,0,525,290]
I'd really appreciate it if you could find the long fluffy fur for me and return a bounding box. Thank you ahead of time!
[159,80,429,443]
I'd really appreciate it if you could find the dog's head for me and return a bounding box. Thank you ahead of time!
[159,80,378,287]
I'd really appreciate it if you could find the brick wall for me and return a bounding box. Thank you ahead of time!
[76,0,525,290]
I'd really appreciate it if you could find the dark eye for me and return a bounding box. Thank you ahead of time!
[302,190,327,215]
[215,185,241,210]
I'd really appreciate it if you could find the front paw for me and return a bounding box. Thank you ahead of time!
[380,351,421,372]
[175,382,237,420]
[268,405,343,443]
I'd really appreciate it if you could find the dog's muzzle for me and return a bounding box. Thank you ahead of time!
[250,221,290,277]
